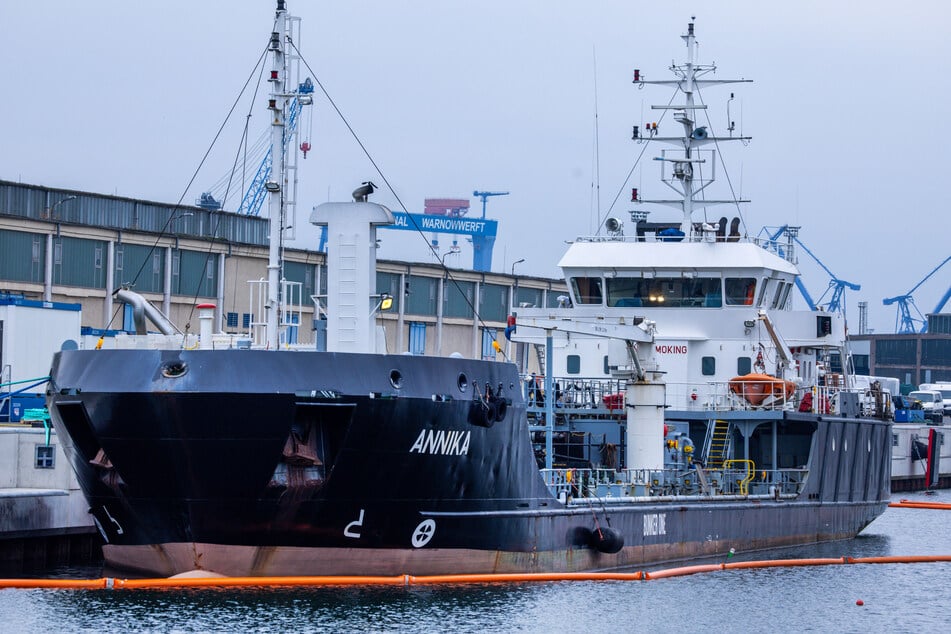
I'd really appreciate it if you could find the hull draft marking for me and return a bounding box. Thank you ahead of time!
[344,509,365,539]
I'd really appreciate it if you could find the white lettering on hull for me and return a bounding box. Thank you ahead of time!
[409,429,471,456]
[643,513,667,537]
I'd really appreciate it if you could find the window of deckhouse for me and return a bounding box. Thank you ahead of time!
[570,277,603,305]
[606,277,721,308]
[725,277,756,306]
[756,278,771,307]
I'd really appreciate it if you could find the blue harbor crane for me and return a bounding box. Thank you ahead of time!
[202,79,315,216]
[473,191,509,219]
[236,78,314,216]
[883,255,951,333]
[758,225,860,314]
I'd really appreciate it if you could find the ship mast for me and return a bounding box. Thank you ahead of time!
[634,20,752,239]
[265,0,289,348]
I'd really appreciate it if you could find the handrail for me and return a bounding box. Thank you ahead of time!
[723,459,755,495]
[541,465,802,499]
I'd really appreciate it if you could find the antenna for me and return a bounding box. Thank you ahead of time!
[592,46,601,235]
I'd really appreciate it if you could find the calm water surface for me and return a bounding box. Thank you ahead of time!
[2,490,950,633]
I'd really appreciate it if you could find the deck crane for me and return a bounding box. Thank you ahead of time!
[759,225,860,315]
[883,255,951,333]
[472,191,509,218]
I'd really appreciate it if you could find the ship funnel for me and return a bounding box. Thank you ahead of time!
[691,126,708,140]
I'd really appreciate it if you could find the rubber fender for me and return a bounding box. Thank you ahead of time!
[468,401,495,428]
[494,398,508,422]
[590,526,624,554]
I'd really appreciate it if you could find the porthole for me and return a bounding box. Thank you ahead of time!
[457,373,469,393]
[389,369,403,389]
[161,360,188,378]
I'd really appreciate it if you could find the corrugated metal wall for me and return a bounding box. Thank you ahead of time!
[53,236,105,288]
[0,229,45,283]
[0,180,268,245]
[115,243,164,293]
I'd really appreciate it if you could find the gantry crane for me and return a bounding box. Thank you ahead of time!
[883,255,951,333]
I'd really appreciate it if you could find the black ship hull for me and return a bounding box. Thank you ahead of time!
[47,348,890,577]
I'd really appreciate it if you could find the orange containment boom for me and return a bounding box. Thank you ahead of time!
[888,499,951,510]
[2,555,951,590]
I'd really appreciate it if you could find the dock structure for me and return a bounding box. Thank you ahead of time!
[0,426,98,570]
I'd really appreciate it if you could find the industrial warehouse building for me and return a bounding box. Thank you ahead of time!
[0,180,566,361]
[849,315,951,388]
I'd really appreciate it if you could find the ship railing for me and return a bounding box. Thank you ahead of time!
[522,375,889,419]
[521,375,627,411]
[541,465,808,501]
[666,381,798,412]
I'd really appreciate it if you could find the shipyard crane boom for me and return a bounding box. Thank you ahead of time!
[237,78,314,216]
[473,191,509,218]
[883,255,951,333]
[759,226,860,315]
[792,237,861,314]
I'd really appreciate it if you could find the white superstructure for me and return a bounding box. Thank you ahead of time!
[512,20,849,413]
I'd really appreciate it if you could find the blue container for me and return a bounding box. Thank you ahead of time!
[895,409,925,423]
[10,395,45,422]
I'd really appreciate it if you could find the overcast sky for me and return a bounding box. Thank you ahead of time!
[2,1,949,334]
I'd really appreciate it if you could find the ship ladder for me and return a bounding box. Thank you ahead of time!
[534,344,546,375]
[703,419,733,470]
[693,464,712,495]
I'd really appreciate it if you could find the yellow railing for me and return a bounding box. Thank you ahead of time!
[724,459,755,495]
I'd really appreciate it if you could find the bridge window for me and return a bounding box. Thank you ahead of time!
[772,281,791,309]
[570,277,603,305]
[606,277,721,308]
[756,278,771,307]
[725,277,756,305]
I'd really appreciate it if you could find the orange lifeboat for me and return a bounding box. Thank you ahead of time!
[728,373,796,406]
